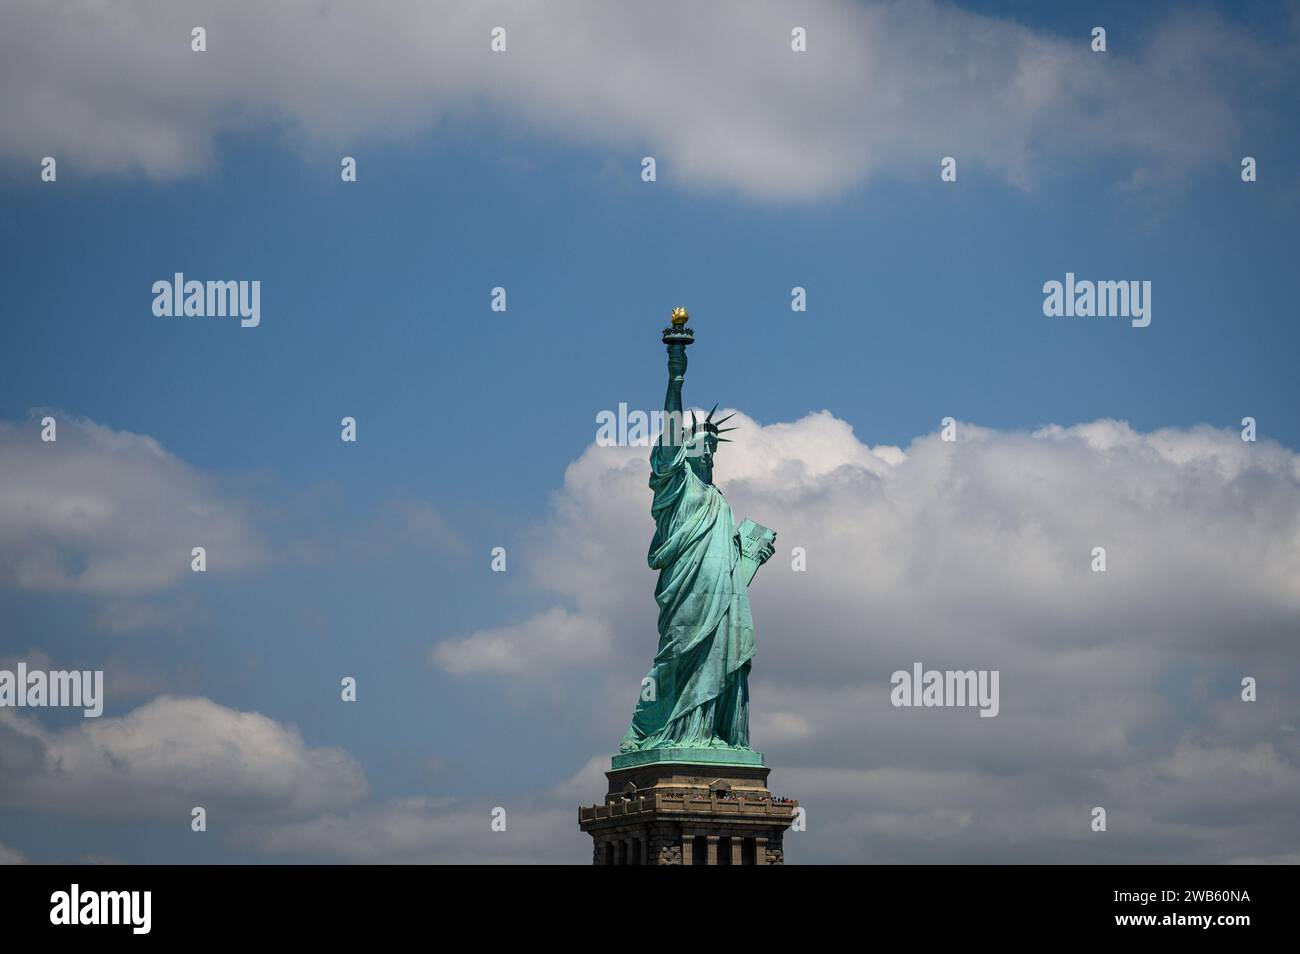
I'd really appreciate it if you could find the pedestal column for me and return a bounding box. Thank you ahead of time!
[705,835,719,866]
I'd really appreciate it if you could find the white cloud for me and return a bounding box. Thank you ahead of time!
[0,413,264,595]
[0,1,1281,198]
[432,605,612,677]
[0,695,368,820]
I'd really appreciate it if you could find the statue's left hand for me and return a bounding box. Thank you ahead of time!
[757,540,776,564]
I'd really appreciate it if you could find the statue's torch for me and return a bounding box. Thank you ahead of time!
[662,306,694,347]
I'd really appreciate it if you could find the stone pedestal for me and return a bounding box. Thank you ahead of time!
[578,753,797,865]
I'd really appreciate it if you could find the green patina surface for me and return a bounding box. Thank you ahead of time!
[612,747,767,770]
[616,316,777,762]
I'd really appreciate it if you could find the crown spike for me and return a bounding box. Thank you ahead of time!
[716,437,732,443]
[716,427,738,433]
[706,403,719,423]
[713,412,736,426]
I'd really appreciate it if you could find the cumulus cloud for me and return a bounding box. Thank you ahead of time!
[0,1,1285,198]
[432,605,613,677]
[0,695,368,820]
[0,413,263,595]
[527,413,1300,668]
[435,410,1300,862]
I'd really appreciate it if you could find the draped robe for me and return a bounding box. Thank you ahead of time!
[618,437,756,752]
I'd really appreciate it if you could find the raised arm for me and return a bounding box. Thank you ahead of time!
[662,341,687,444]
[660,308,694,446]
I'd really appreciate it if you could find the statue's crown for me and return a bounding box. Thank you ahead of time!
[687,404,737,445]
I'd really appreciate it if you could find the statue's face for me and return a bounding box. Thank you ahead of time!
[687,435,716,484]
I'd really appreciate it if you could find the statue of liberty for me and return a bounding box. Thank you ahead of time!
[618,308,777,756]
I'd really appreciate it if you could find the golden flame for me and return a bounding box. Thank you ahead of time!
[670,307,689,326]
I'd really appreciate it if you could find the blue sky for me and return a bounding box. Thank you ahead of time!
[1,0,1299,864]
